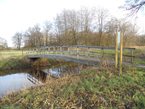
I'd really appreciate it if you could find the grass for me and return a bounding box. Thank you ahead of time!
[0,50,72,70]
[0,50,23,60]
[0,63,145,108]
[0,56,32,70]
[133,58,145,65]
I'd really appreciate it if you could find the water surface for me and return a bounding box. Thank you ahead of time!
[0,64,85,98]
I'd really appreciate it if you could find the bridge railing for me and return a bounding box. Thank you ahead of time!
[25,45,135,63]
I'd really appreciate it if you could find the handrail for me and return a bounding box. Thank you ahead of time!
[25,45,135,63]
[25,45,135,50]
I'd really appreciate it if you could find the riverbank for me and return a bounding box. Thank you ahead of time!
[0,56,71,71]
[0,63,144,108]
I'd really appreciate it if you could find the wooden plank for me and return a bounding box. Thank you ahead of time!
[89,54,102,57]
[123,55,135,57]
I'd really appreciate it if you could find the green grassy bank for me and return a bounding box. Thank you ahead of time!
[0,55,69,71]
[0,56,32,70]
[0,64,145,108]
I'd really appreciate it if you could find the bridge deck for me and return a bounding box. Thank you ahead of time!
[27,54,145,69]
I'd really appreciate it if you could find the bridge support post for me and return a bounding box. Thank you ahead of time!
[88,47,90,60]
[60,46,62,56]
[53,47,55,55]
[101,48,104,59]
[68,46,70,56]
[36,48,37,55]
[131,50,133,63]
[48,47,50,54]
[43,47,45,55]
[39,48,40,55]
[77,46,79,59]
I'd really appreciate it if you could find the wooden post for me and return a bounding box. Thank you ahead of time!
[131,50,133,63]
[119,32,123,74]
[88,47,90,59]
[77,46,79,59]
[102,48,104,59]
[37,48,39,55]
[53,47,55,55]
[101,48,104,59]
[83,48,85,54]
[48,47,50,54]
[60,46,62,56]
[68,46,70,56]
[115,33,118,70]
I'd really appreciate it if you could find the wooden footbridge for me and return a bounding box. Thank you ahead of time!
[25,45,145,69]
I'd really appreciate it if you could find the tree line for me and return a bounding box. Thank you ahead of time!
[12,6,145,49]
[0,37,8,50]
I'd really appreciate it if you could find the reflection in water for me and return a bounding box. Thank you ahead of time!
[0,64,86,98]
[27,69,48,84]
[43,65,84,78]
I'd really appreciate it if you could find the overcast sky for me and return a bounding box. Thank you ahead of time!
[0,0,145,47]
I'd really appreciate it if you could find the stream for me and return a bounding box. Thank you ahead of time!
[0,63,85,98]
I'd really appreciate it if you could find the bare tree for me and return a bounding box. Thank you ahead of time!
[43,21,52,46]
[0,37,8,50]
[118,19,139,46]
[104,17,119,46]
[96,7,109,46]
[120,0,145,16]
[12,32,22,49]
[23,24,43,48]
